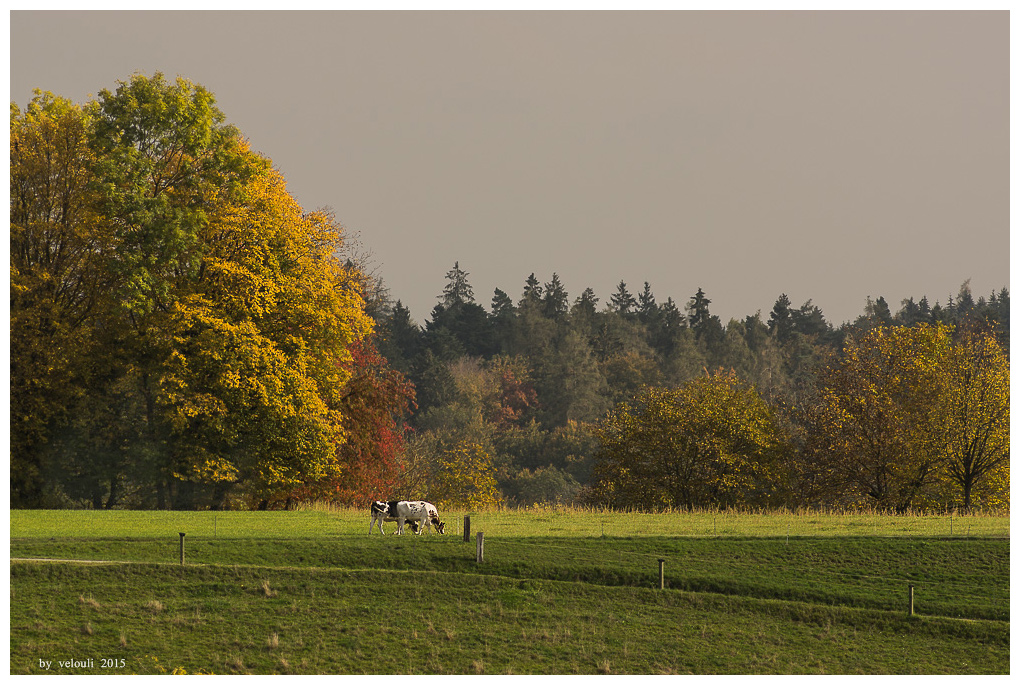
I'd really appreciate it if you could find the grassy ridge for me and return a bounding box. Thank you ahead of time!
[9,509,1010,674]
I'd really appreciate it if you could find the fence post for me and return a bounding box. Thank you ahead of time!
[179,532,186,566]
[908,584,914,617]
[464,516,471,543]
[476,532,484,563]
[658,559,665,590]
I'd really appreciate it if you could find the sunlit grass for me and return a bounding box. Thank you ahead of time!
[10,505,1008,541]
[9,508,1009,674]
[441,505,1011,539]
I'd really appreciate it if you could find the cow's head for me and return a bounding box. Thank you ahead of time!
[431,515,446,534]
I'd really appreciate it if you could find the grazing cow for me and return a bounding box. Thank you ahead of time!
[369,500,446,535]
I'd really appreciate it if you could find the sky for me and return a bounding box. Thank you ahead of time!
[9,10,1010,327]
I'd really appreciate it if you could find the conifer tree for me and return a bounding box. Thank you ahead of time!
[571,288,599,320]
[543,273,569,320]
[768,294,795,344]
[687,287,712,331]
[491,288,515,318]
[440,261,475,307]
[519,273,543,310]
[610,280,637,316]
[637,282,659,326]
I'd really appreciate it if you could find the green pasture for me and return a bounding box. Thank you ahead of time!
[9,508,1010,674]
[9,505,1010,540]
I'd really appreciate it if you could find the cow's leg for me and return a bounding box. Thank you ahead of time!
[396,516,404,535]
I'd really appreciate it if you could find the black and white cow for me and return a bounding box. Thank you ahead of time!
[369,500,446,535]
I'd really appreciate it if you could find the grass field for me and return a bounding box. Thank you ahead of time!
[9,508,1010,674]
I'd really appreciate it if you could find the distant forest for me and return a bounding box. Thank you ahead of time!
[370,263,1009,511]
[11,73,1009,513]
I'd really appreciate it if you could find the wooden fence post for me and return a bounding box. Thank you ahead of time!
[476,532,484,563]
[463,516,471,543]
[179,532,186,566]
[658,559,665,590]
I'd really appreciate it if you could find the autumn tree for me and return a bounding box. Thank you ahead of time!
[808,324,953,511]
[95,75,372,508]
[280,336,416,507]
[427,442,504,509]
[588,372,787,510]
[11,73,374,509]
[937,325,1009,510]
[399,434,504,509]
[10,92,110,504]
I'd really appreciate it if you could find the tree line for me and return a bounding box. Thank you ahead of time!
[10,74,1009,512]
[370,263,1008,512]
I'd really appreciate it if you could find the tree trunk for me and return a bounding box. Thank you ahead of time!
[211,482,232,511]
[105,476,119,509]
[962,476,974,514]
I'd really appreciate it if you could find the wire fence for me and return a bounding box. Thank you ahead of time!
[456,531,1009,614]
[11,507,1009,618]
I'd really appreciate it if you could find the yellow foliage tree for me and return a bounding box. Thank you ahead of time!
[10,74,374,509]
[142,150,374,507]
[400,434,503,510]
[811,323,1009,512]
[428,442,504,509]
[10,92,115,503]
[589,371,787,510]
[811,324,951,511]
[936,325,1009,510]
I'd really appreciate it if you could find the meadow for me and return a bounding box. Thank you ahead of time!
[9,507,1010,674]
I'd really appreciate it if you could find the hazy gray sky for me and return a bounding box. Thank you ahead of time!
[10,11,1009,326]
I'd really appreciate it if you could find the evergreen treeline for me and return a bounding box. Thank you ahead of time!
[372,263,1009,509]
